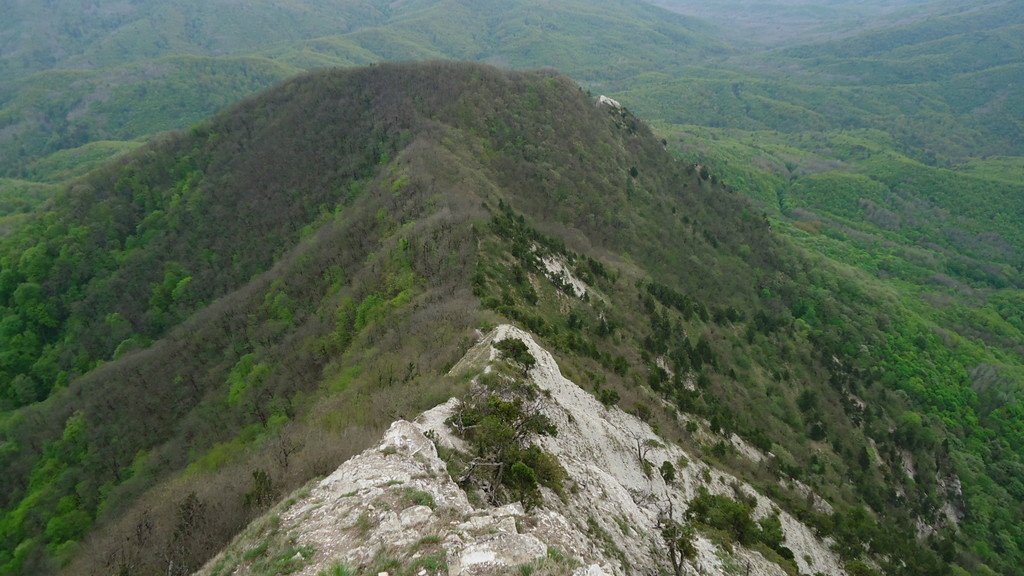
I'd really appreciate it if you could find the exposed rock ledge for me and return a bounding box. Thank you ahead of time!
[198,325,845,576]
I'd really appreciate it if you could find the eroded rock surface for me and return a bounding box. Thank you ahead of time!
[199,325,845,576]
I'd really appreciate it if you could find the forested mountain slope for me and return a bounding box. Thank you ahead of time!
[0,0,389,78]
[4,0,1019,289]
[0,0,721,177]
[3,0,1019,329]
[648,3,1024,444]
[0,62,1020,576]
[650,0,1002,47]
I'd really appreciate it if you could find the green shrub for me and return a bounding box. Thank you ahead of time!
[447,367,561,509]
[401,488,435,509]
[318,563,354,576]
[660,461,676,484]
[494,338,536,372]
[597,387,620,407]
[508,462,542,510]
[687,488,759,545]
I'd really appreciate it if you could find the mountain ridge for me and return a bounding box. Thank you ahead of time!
[198,324,845,576]
[0,61,1017,576]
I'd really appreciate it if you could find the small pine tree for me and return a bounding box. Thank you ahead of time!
[660,460,676,484]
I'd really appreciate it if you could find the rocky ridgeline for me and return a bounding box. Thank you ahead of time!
[199,326,846,576]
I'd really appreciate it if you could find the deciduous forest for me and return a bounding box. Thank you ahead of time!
[0,2,1021,575]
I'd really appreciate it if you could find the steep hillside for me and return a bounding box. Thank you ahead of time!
[0,63,1019,576]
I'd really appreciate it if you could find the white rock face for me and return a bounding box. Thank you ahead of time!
[729,432,767,463]
[540,254,588,299]
[597,95,622,109]
[454,325,846,576]
[198,325,846,576]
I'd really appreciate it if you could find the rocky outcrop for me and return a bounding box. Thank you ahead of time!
[198,325,845,576]
[540,254,588,299]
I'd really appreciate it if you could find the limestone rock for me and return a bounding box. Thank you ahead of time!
[197,325,846,576]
